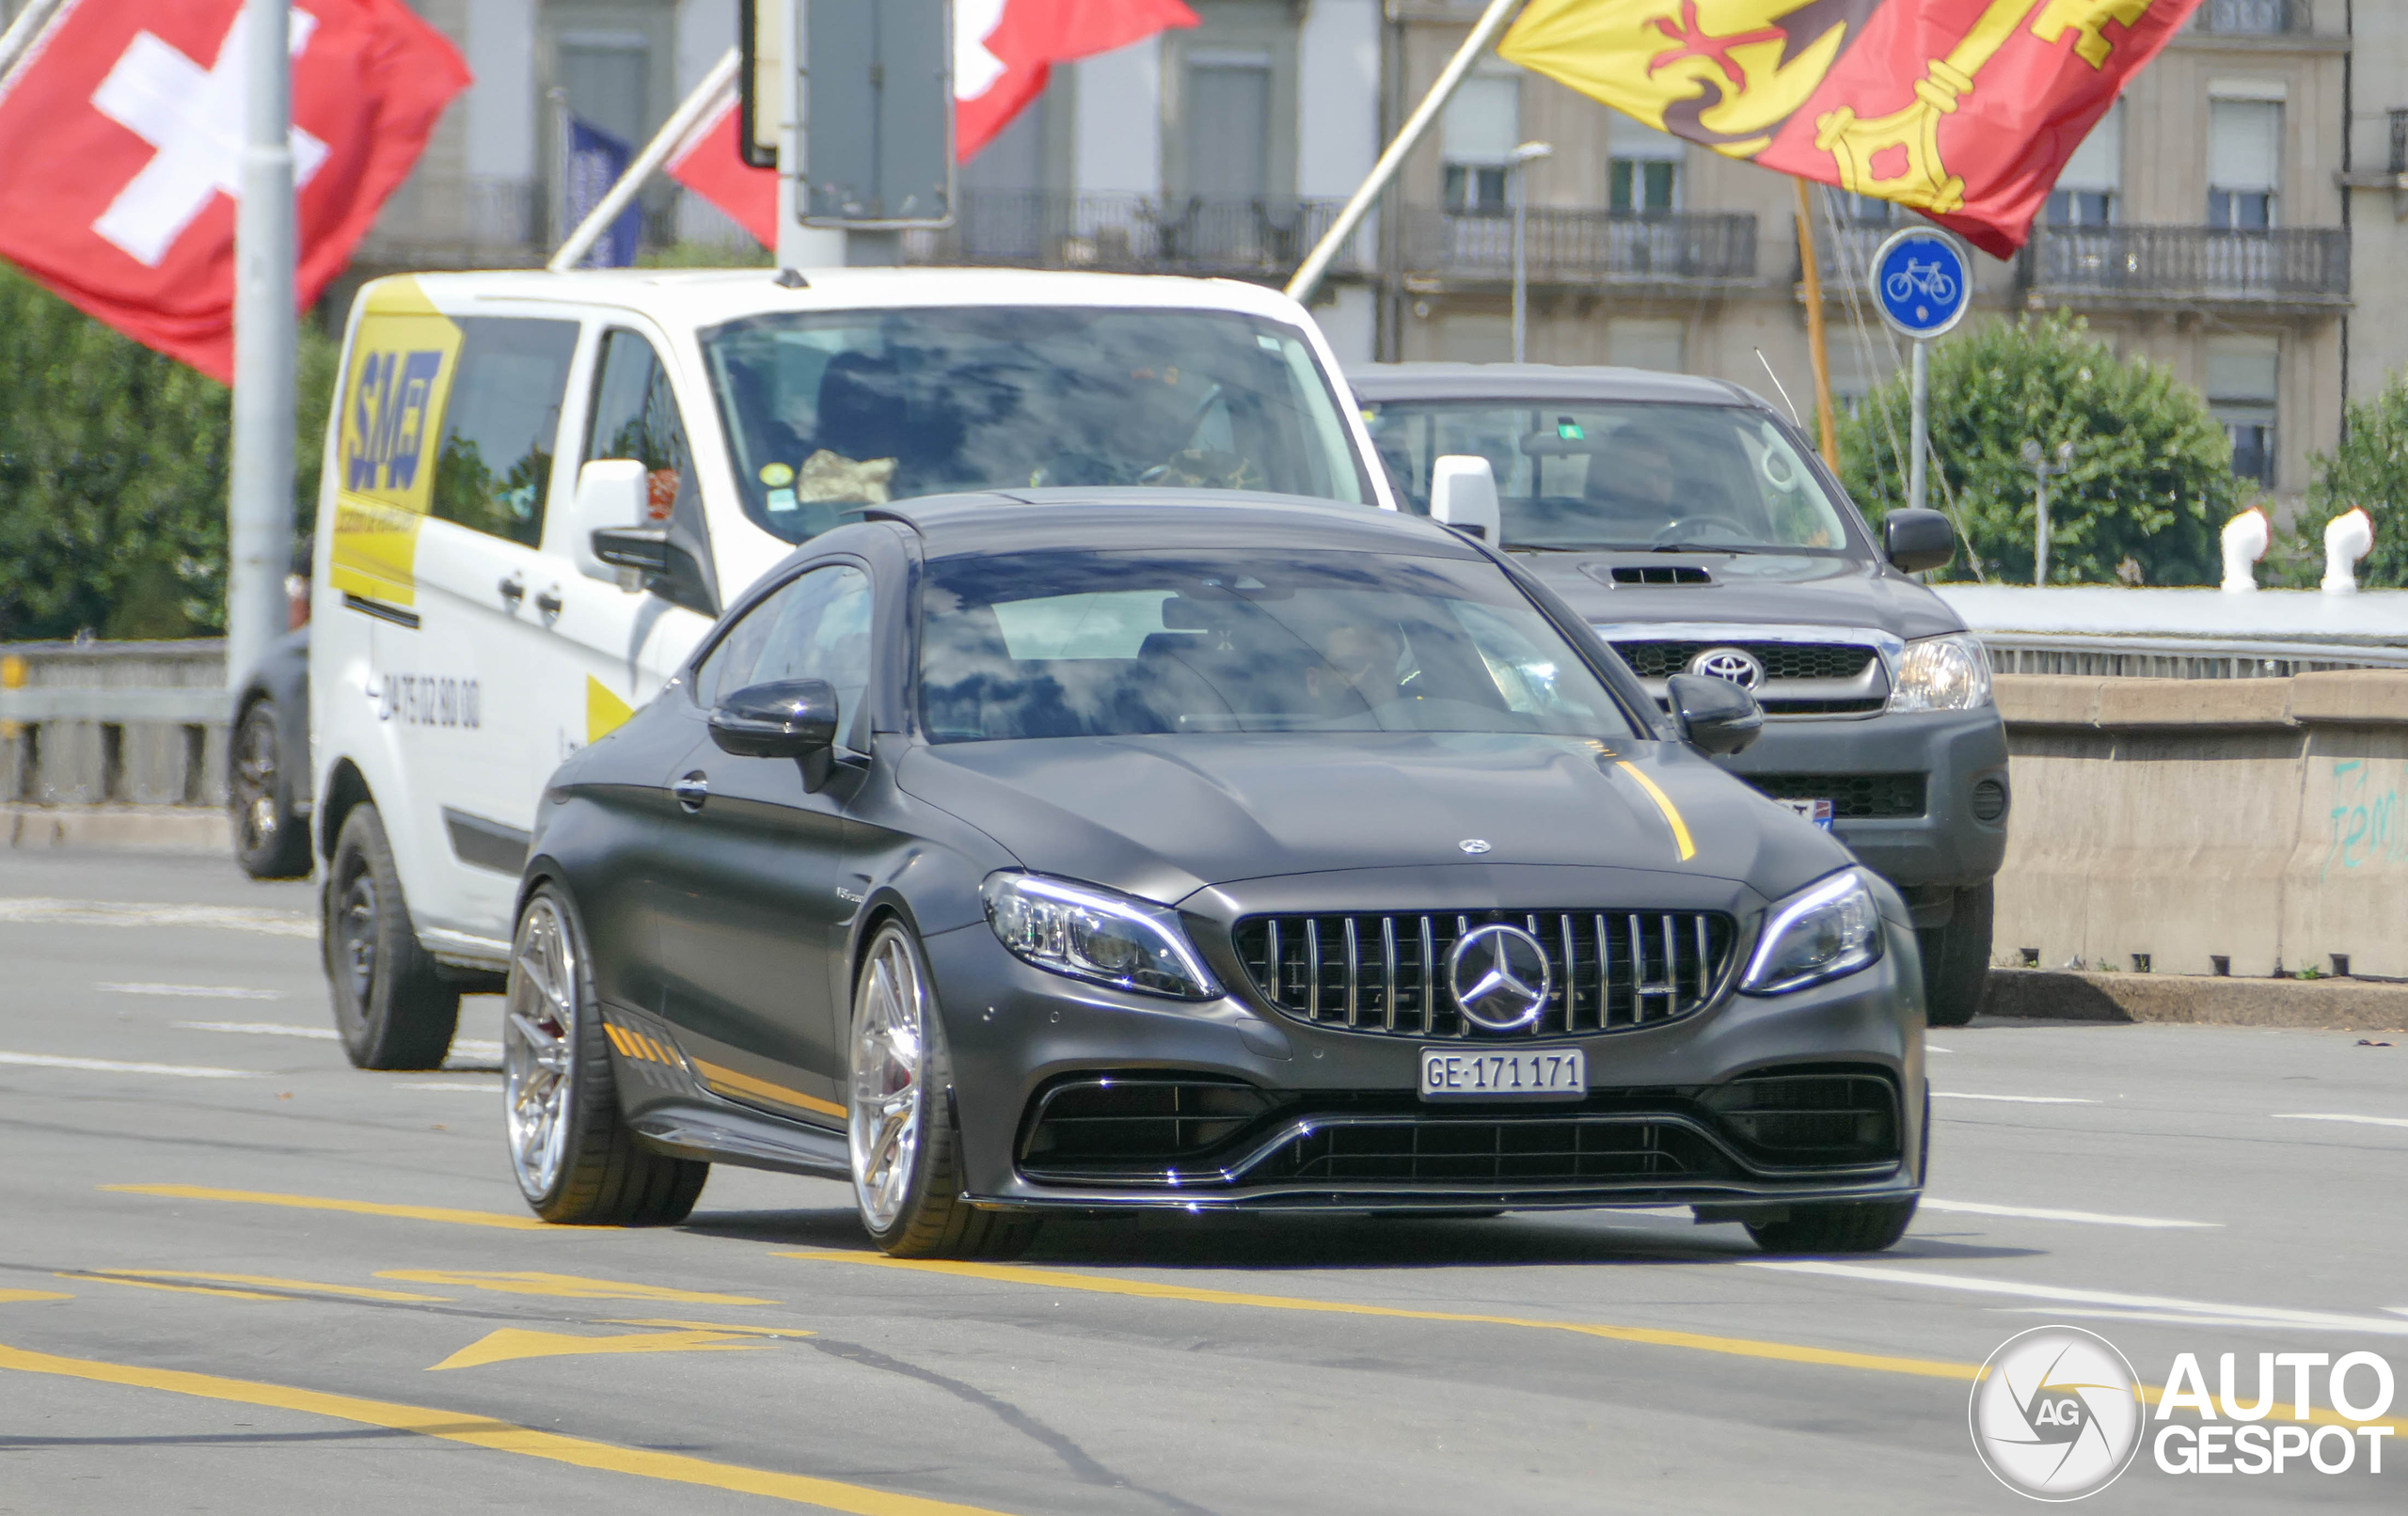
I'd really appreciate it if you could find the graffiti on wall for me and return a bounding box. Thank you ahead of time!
[2322,759,2408,879]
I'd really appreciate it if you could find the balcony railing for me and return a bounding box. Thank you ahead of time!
[2188,0,2316,35]
[904,192,1368,278]
[1808,221,1905,292]
[1399,207,1757,285]
[2029,225,2350,307]
[2390,107,2407,176]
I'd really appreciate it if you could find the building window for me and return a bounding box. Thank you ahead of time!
[1441,74,1518,215]
[2207,336,2279,487]
[1608,118,1681,214]
[2046,103,2119,227]
[1837,192,1896,224]
[1183,51,1271,200]
[2208,99,2280,229]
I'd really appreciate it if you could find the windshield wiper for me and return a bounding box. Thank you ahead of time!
[1646,541,1764,554]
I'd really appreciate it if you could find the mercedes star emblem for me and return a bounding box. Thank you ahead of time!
[1447,924,1553,1031]
[1687,646,1765,689]
[1458,839,1492,855]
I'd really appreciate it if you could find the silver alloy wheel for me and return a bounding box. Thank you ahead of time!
[504,896,578,1199]
[848,930,927,1233]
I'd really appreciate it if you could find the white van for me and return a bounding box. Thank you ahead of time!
[309,267,1394,1067]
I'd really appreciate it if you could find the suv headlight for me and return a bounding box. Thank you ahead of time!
[1887,633,1992,713]
[981,873,1221,1001]
[1742,870,1884,995]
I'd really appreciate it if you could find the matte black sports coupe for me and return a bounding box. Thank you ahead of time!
[505,491,1929,1257]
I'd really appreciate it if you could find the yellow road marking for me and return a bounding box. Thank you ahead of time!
[378,1271,774,1305]
[64,1272,287,1301]
[102,1271,449,1303]
[1616,761,1696,861]
[0,1289,71,1303]
[691,1059,848,1119]
[775,1253,1975,1382]
[104,1184,548,1231]
[430,1327,771,1371]
[0,1340,1018,1515]
[604,1319,820,1338]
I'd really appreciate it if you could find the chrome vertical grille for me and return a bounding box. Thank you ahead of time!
[1230,909,1736,1038]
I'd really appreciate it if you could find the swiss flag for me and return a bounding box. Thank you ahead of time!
[671,0,1196,248]
[0,0,469,382]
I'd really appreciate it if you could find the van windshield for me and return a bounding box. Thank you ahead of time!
[1362,400,1860,555]
[700,307,1371,544]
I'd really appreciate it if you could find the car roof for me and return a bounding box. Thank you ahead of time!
[1346,361,1766,410]
[861,489,1485,561]
[396,266,1324,332]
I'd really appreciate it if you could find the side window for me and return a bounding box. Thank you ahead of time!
[692,564,874,741]
[585,329,697,524]
[428,318,578,546]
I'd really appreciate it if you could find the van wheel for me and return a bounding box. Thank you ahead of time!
[230,700,310,880]
[848,921,1034,1260]
[506,885,707,1224]
[1747,1197,1918,1255]
[325,804,459,1070]
[1919,882,1993,1029]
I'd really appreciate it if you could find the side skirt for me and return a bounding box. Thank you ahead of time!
[629,1098,851,1180]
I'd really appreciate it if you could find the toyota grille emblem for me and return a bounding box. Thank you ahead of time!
[1688,646,1765,689]
[1447,924,1553,1031]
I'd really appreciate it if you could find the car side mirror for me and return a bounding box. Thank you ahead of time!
[1883,508,1955,575]
[568,460,650,584]
[1666,672,1763,756]
[709,678,843,789]
[1429,454,1501,542]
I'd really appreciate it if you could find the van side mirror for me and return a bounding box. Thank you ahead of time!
[567,460,650,584]
[1429,454,1501,543]
[709,678,842,790]
[1665,672,1763,756]
[1883,508,1955,575]
[590,524,718,618]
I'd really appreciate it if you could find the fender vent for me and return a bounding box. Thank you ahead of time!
[1605,564,1714,587]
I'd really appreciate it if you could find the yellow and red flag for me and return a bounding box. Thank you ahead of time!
[1498,0,2201,259]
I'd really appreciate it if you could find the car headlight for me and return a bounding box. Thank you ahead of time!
[1887,633,1992,713]
[1741,870,1884,995]
[981,873,1221,1001]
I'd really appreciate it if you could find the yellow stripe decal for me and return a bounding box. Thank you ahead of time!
[602,1024,635,1057]
[104,1185,549,1231]
[0,1340,1022,1515]
[1616,761,1696,861]
[692,1059,847,1119]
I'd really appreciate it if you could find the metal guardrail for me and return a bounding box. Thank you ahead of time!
[0,687,230,721]
[2028,225,2351,306]
[903,190,1367,279]
[1983,634,2408,680]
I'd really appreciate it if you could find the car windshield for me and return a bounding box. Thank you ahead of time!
[919,548,1637,744]
[700,307,1370,544]
[1362,400,1859,554]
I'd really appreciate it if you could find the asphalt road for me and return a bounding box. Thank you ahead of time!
[1,848,2401,1514]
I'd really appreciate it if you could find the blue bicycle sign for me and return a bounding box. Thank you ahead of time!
[1871,228,1971,340]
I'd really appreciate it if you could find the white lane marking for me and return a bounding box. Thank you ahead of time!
[452,1040,503,1059]
[1925,1044,1954,1053]
[1744,1260,2408,1337]
[1995,1306,2356,1334]
[0,898,313,938]
[1920,1198,2217,1229]
[177,1021,334,1039]
[1932,1091,2097,1104]
[2271,1113,2408,1130]
[398,1082,499,1092]
[104,983,284,1000]
[0,1050,253,1079]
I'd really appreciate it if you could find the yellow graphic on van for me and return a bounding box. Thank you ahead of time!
[330,278,463,610]
[586,676,635,744]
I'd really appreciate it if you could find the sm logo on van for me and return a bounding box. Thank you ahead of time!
[345,349,445,494]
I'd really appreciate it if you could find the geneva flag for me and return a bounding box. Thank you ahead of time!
[0,0,469,381]
[1498,0,2203,259]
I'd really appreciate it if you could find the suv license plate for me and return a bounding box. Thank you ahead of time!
[1418,1047,1586,1101]
[1780,797,1835,829]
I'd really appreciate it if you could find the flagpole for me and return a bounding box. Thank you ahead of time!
[1286,0,1525,307]
[1792,179,1840,469]
[0,0,71,84]
[549,47,742,271]
[227,0,296,695]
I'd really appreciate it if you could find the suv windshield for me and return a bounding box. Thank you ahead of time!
[1363,400,1858,554]
[702,307,1370,543]
[919,548,1636,744]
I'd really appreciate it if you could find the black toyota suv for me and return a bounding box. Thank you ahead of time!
[1351,363,2006,1025]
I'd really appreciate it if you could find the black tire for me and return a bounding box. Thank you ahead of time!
[1747,1197,1918,1255]
[1919,881,1993,1029]
[230,699,311,880]
[506,884,707,1225]
[848,920,1035,1260]
[324,803,459,1070]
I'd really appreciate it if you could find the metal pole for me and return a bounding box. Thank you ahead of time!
[2035,466,2050,586]
[778,0,844,269]
[0,0,71,82]
[1793,179,1839,468]
[1511,164,1527,364]
[1285,0,1525,306]
[1908,340,1929,516]
[550,49,743,271]
[226,0,296,692]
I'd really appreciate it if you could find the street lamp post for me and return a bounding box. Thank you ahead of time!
[2020,438,2075,586]
[1509,140,1552,364]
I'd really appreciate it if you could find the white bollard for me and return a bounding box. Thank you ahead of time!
[2221,508,2270,592]
[2322,507,2373,595]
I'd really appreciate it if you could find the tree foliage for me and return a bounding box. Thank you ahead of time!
[1835,313,2241,585]
[0,264,337,641]
[2294,371,2408,588]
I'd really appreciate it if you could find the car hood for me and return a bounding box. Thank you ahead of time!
[1516,551,1968,640]
[896,732,1850,908]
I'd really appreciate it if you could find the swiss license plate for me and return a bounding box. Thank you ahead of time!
[1418,1046,1586,1101]
[1780,797,1835,829]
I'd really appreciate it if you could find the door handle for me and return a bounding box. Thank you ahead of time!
[534,586,563,621]
[671,772,708,813]
[499,575,526,609]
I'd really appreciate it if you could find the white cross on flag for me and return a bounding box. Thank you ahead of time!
[0,0,468,381]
